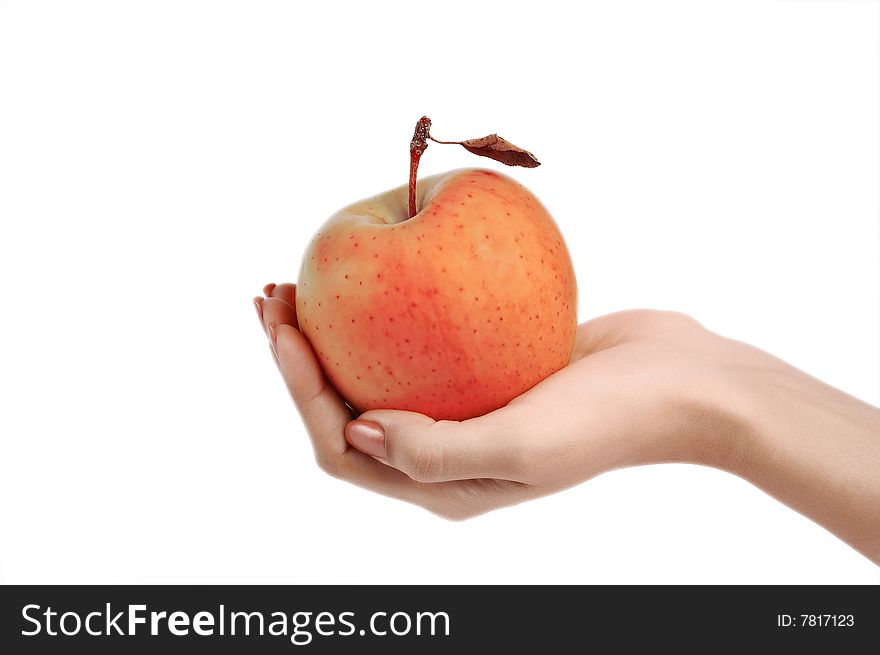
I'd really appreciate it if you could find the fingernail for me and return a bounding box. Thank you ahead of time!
[263,282,276,297]
[346,420,386,459]
[254,296,264,322]
[267,323,278,358]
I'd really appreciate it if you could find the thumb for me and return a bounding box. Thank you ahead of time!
[344,409,525,483]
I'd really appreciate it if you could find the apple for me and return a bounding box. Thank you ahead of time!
[296,166,578,421]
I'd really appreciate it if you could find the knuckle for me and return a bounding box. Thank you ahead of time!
[401,441,445,483]
[437,507,476,521]
[428,480,503,521]
[488,411,536,480]
[424,500,478,522]
[314,452,343,479]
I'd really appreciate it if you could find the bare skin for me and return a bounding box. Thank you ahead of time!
[255,282,880,564]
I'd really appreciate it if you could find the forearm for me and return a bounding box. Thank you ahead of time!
[726,357,880,564]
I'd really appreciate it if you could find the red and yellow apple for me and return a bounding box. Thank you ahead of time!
[296,168,577,421]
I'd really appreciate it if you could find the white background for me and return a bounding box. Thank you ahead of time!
[1,0,878,584]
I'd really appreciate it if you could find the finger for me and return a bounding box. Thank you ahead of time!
[271,323,481,508]
[273,322,352,463]
[334,449,534,521]
[345,408,530,483]
[268,282,297,309]
[255,283,298,338]
[258,297,296,360]
[332,448,471,514]
[256,284,491,510]
[261,296,297,332]
[253,296,265,327]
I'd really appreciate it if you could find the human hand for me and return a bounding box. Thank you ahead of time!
[254,282,747,518]
[255,282,880,562]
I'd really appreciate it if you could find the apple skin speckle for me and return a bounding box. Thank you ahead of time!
[296,168,577,421]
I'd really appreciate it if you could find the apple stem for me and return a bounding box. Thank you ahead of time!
[408,116,432,218]
[426,136,461,145]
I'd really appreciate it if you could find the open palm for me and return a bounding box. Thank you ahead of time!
[255,282,739,519]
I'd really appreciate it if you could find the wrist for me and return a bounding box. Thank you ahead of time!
[674,339,772,475]
[707,346,880,561]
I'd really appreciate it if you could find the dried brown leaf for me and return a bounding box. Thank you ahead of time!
[459,134,540,168]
